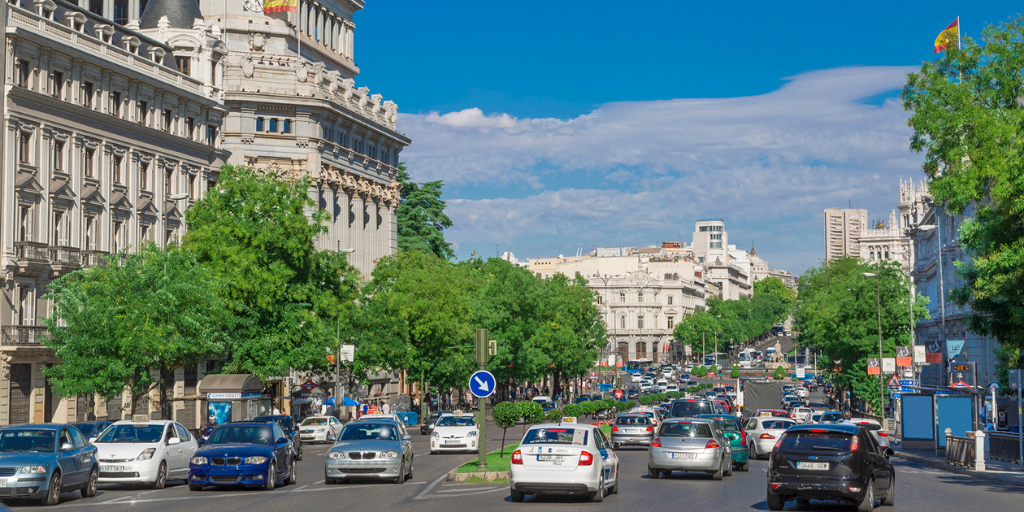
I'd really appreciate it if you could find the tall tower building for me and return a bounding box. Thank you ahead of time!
[692,219,728,265]
[824,208,868,261]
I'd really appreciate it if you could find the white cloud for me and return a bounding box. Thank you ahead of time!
[397,66,924,273]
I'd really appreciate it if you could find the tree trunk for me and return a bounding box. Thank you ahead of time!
[500,427,507,457]
[159,366,172,421]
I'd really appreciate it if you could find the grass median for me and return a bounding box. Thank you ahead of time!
[455,442,521,473]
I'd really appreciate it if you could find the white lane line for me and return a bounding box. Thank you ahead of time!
[58,492,250,508]
[408,481,427,485]
[417,487,507,499]
[312,479,325,485]
[414,472,451,500]
[294,484,310,491]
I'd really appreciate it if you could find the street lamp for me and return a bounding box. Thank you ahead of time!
[917,223,947,384]
[863,271,888,431]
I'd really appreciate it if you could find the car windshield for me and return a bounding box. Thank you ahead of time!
[540,402,555,408]
[616,416,650,425]
[73,423,100,437]
[710,418,741,432]
[820,413,843,422]
[436,416,475,427]
[0,430,56,452]
[670,401,713,418]
[207,425,274,445]
[779,432,853,452]
[339,423,398,441]
[762,420,796,430]
[96,424,164,444]
[522,428,587,445]
[661,422,713,437]
[253,416,291,430]
[301,418,330,426]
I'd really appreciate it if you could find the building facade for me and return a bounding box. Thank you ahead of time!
[824,207,868,261]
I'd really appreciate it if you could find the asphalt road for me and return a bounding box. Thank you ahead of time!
[6,384,1023,511]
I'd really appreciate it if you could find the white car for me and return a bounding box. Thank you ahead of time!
[790,407,813,423]
[655,380,669,392]
[92,419,199,488]
[430,413,479,453]
[299,416,341,443]
[631,374,644,383]
[639,382,653,392]
[849,418,891,449]
[795,387,809,398]
[665,384,680,394]
[742,416,795,460]
[510,423,619,502]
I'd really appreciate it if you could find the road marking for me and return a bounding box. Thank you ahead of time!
[438,486,499,493]
[418,487,508,499]
[414,472,451,500]
[312,479,325,485]
[408,481,427,484]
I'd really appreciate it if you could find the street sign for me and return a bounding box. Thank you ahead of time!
[301,380,318,392]
[882,358,896,374]
[340,344,355,363]
[468,370,496,398]
[900,379,918,386]
[951,380,970,389]
[614,389,624,400]
[891,392,901,399]
[913,345,926,364]
[947,340,965,360]
[896,346,912,367]
[1011,369,1020,390]
[590,371,597,377]
[867,358,880,375]
[887,374,901,388]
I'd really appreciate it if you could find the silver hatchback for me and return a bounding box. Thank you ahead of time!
[647,419,732,480]
[610,414,655,448]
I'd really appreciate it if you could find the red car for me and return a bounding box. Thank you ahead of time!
[713,400,731,414]
[754,409,791,419]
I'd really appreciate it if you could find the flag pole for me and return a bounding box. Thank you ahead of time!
[957,15,961,50]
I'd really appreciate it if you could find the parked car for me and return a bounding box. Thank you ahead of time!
[766,424,894,511]
[647,419,732,480]
[188,422,297,490]
[70,421,112,442]
[430,413,479,454]
[93,419,199,489]
[325,418,414,484]
[298,416,341,444]
[510,423,619,502]
[253,415,303,461]
[744,417,796,459]
[0,424,99,505]
[420,410,453,435]
[610,413,655,449]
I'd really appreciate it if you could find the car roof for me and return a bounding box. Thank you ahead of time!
[2,424,65,431]
[253,415,290,420]
[787,424,860,435]
[110,419,175,426]
[663,418,715,425]
[217,422,273,428]
[528,422,596,430]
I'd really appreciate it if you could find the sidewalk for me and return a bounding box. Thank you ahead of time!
[892,446,1024,485]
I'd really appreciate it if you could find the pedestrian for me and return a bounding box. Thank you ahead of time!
[272,403,280,415]
[362,402,369,416]
[382,402,391,415]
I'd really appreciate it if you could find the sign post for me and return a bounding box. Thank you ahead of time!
[1012,369,1022,466]
[472,329,496,471]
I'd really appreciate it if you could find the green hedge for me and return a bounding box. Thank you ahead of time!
[545,408,562,422]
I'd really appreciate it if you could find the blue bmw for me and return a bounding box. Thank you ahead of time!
[0,424,99,505]
[188,422,296,490]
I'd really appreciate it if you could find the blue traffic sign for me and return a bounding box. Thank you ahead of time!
[900,379,918,386]
[891,392,901,399]
[469,370,496,398]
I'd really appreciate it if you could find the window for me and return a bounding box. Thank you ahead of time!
[18,205,32,242]
[269,118,278,133]
[667,295,674,305]
[885,250,890,259]
[88,0,102,15]
[84,148,95,178]
[53,211,67,246]
[165,169,173,195]
[283,119,291,133]
[82,82,94,108]
[140,224,150,242]
[619,316,626,329]
[207,125,217,146]
[165,229,174,246]
[17,286,31,326]
[110,91,121,117]
[188,175,196,199]
[636,342,647,359]
[113,0,128,24]
[256,117,264,132]
[596,295,603,305]
[112,154,123,184]
[18,132,31,164]
[637,292,643,303]
[667,316,675,330]
[138,101,148,125]
[84,216,95,250]
[112,221,123,253]
[186,117,195,140]
[176,56,190,76]
[163,109,173,133]
[16,59,30,88]
[51,71,63,98]
[53,140,64,171]
[139,161,149,190]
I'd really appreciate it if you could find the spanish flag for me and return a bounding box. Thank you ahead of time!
[264,0,297,13]
[934,19,958,54]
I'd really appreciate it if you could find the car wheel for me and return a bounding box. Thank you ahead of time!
[766,490,785,511]
[510,489,525,502]
[153,461,167,489]
[712,461,724,481]
[188,483,204,491]
[42,471,61,506]
[82,466,99,498]
[264,462,276,490]
[612,442,620,450]
[749,443,758,460]
[296,444,303,461]
[610,470,619,494]
[287,461,297,485]
[724,458,734,477]
[739,459,750,471]
[407,456,414,480]
[648,466,659,479]
[591,478,604,502]
[882,476,895,506]
[394,462,405,484]
[857,479,875,512]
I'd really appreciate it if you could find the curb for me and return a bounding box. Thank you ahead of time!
[445,470,511,483]
[892,451,1024,485]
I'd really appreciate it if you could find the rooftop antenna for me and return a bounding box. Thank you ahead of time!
[849,200,852,209]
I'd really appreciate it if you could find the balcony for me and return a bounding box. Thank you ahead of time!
[81,250,111,267]
[14,241,49,262]
[1,326,49,346]
[49,246,82,269]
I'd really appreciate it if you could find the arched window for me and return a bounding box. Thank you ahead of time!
[637,292,644,303]
[617,342,628,364]
[636,342,647,359]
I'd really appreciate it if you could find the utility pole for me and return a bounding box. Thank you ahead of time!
[475,329,492,471]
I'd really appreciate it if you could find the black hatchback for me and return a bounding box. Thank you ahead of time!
[766,424,894,511]
[253,415,302,461]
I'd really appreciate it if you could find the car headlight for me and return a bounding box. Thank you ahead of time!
[328,451,346,459]
[316,428,326,433]
[190,456,208,465]
[137,448,156,461]
[21,465,47,474]
[467,431,478,437]
[428,423,435,429]
[244,456,268,465]
[379,451,399,459]
[431,432,440,438]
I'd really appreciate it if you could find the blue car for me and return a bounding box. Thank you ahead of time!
[0,424,99,505]
[188,422,296,491]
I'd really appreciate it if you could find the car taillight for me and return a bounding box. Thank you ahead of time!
[612,426,619,432]
[511,450,523,464]
[760,433,775,439]
[705,439,720,449]
[646,426,653,432]
[878,432,887,437]
[579,451,594,465]
[651,437,662,447]
[741,430,747,446]
[774,435,785,451]
[850,436,859,452]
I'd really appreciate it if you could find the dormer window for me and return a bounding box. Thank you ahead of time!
[176,56,191,76]
[123,36,141,55]
[95,25,114,44]
[66,12,86,33]
[149,47,166,66]
[36,0,56,20]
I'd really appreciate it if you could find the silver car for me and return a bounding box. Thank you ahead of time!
[610,414,655,448]
[325,419,414,484]
[849,418,891,449]
[647,419,732,480]
[743,416,795,459]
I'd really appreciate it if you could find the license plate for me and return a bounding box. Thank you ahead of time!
[670,453,696,459]
[102,465,129,472]
[627,429,640,434]
[537,455,565,462]
[444,439,461,444]
[797,462,829,470]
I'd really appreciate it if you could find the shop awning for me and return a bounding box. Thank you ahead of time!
[198,374,264,399]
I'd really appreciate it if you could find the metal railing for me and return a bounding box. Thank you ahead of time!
[49,246,81,267]
[1,326,49,346]
[81,250,111,267]
[14,241,49,261]
[989,432,1021,464]
[946,433,976,468]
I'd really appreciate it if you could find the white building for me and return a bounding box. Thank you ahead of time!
[824,207,868,262]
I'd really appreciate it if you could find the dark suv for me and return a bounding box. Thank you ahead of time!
[668,399,717,418]
[766,424,894,511]
[253,415,303,461]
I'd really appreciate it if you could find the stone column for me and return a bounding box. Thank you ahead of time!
[338,186,350,256]
[350,187,365,275]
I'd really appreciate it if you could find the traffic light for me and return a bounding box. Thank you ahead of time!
[488,339,497,357]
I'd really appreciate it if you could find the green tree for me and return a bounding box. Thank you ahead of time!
[182,165,360,380]
[731,367,741,379]
[43,245,227,415]
[492,401,520,457]
[754,277,796,307]
[534,274,606,396]
[672,310,722,353]
[395,163,455,260]
[546,408,563,422]
[901,16,1024,373]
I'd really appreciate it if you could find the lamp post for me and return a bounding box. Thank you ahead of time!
[917,223,946,384]
[863,271,888,431]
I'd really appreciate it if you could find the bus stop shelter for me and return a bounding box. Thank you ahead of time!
[199,374,270,425]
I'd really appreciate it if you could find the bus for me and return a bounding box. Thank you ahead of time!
[738,348,757,369]
[624,359,654,374]
[703,353,729,368]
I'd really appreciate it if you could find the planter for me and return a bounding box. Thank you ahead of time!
[446,470,511,483]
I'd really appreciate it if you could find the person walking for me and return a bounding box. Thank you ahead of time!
[382,402,391,415]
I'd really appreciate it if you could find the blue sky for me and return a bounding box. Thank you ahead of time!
[353,1,1021,274]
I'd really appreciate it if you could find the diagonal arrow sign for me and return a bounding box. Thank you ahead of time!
[474,375,490,392]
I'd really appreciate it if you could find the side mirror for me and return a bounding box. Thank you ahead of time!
[277,437,290,445]
[60,442,74,451]
[403,434,412,441]
[88,437,97,444]
[885,447,894,458]
[197,438,206,446]
[167,437,181,446]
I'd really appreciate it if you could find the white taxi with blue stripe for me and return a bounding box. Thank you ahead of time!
[429,412,478,454]
[510,422,619,503]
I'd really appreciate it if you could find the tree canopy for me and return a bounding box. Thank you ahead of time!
[754,277,796,306]
[395,163,455,260]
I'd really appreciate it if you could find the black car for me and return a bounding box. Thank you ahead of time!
[766,424,894,511]
[420,410,453,435]
[626,388,640,399]
[668,399,716,418]
[253,415,302,461]
[71,421,113,441]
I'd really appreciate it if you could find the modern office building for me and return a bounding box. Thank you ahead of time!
[824,207,868,262]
